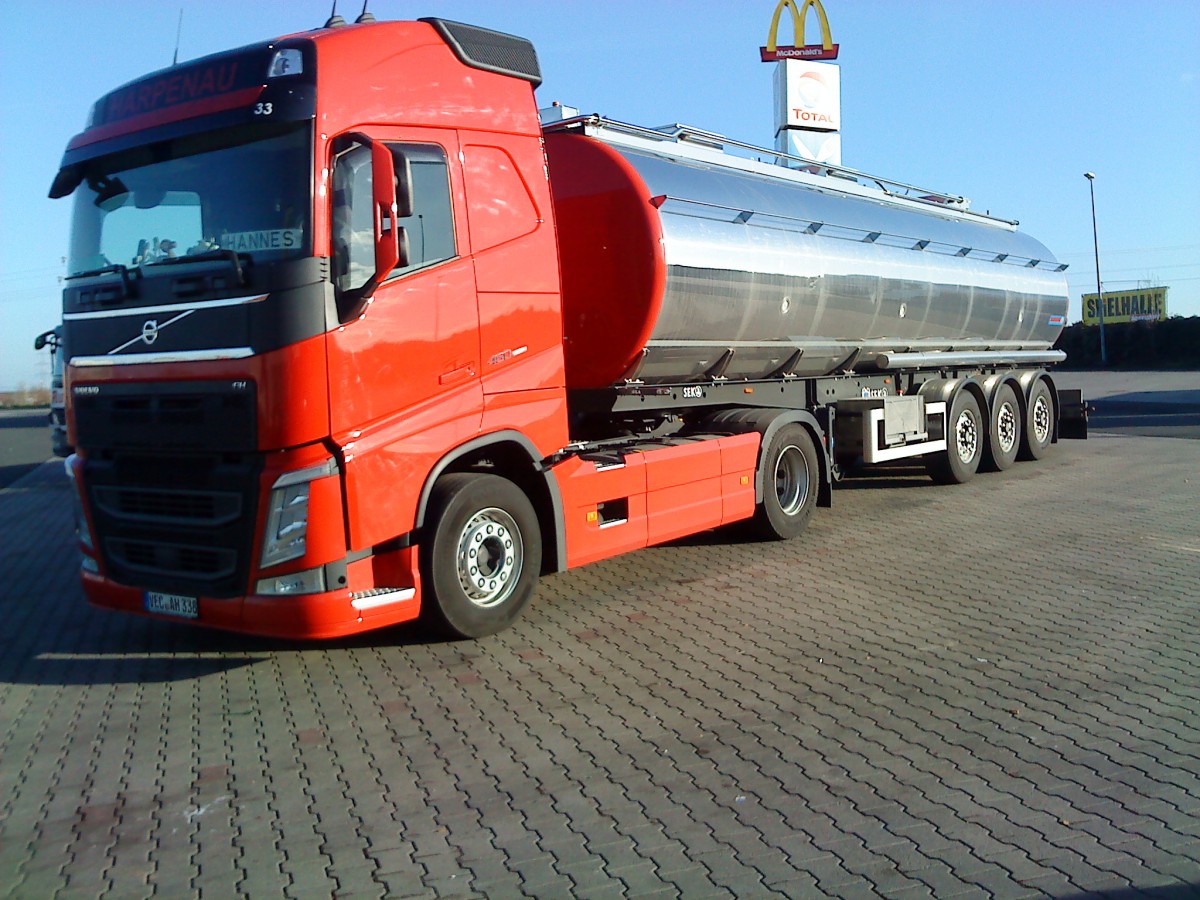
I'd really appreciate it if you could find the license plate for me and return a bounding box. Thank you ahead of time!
[144,591,199,619]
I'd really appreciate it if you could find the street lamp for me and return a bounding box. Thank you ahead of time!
[1084,172,1108,366]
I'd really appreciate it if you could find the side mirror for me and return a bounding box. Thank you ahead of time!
[371,140,399,281]
[393,150,414,219]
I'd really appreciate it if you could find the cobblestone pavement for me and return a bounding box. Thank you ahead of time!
[2,431,1198,898]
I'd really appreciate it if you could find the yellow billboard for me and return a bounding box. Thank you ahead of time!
[1082,287,1168,326]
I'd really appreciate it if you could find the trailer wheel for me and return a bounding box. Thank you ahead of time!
[420,473,541,639]
[927,389,982,484]
[1018,379,1054,461]
[752,425,818,540]
[983,384,1021,471]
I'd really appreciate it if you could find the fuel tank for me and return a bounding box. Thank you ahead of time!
[544,118,1069,389]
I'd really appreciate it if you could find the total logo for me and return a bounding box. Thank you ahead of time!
[789,70,838,127]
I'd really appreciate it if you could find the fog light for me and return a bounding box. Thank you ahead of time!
[256,566,327,596]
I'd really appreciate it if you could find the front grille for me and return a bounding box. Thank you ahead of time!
[107,538,237,580]
[84,449,262,598]
[74,380,256,452]
[93,485,242,526]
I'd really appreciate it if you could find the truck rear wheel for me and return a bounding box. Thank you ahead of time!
[927,389,982,484]
[983,383,1021,471]
[751,425,818,540]
[1018,379,1054,461]
[420,473,541,639]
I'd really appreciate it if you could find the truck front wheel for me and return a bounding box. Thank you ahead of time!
[420,473,541,639]
[751,424,818,540]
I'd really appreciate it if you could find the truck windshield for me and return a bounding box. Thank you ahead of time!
[67,121,311,277]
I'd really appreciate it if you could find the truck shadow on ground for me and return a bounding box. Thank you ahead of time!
[2,599,437,687]
[0,410,49,429]
[831,461,936,491]
[0,462,44,487]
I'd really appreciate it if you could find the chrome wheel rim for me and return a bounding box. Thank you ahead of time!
[996,401,1018,454]
[456,508,522,608]
[955,409,979,464]
[774,445,810,516]
[1032,395,1051,444]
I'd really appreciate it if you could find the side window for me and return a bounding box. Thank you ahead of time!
[394,144,455,273]
[331,139,456,313]
[331,144,375,296]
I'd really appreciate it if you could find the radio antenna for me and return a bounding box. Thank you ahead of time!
[172,9,184,65]
[355,1,376,24]
[325,1,346,27]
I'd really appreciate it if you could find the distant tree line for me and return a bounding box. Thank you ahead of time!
[1055,316,1200,369]
[0,385,52,409]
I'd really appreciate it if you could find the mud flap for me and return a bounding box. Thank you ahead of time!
[1057,389,1089,440]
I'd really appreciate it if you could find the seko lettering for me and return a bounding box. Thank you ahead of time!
[103,62,241,122]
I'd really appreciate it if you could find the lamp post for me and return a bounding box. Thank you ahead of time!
[1084,172,1108,366]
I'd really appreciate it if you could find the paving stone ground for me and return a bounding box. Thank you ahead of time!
[2,422,1198,897]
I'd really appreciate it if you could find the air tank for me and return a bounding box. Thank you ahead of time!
[544,119,1069,390]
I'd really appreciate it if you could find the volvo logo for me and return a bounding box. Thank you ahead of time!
[104,308,197,357]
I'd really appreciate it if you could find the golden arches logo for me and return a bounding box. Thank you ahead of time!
[761,0,839,62]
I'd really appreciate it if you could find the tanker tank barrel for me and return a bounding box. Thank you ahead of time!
[544,116,1069,391]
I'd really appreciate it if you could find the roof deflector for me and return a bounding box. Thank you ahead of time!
[419,18,542,87]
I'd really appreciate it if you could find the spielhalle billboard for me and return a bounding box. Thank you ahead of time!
[1081,287,1169,326]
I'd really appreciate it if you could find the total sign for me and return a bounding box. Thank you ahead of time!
[775,60,840,132]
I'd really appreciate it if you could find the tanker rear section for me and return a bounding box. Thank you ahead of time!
[541,114,1085,570]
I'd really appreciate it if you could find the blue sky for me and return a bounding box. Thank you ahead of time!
[1,0,1197,391]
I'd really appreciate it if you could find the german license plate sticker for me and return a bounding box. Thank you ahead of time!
[144,591,199,619]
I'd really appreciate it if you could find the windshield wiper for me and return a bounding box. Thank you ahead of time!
[65,263,139,301]
[148,249,247,286]
[67,262,130,280]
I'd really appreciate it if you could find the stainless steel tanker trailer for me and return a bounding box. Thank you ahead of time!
[543,115,1086,496]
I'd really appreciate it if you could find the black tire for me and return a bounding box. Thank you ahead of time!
[927,389,983,484]
[983,383,1021,472]
[1018,379,1054,461]
[751,424,819,540]
[420,473,541,639]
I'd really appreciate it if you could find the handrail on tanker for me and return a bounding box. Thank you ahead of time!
[543,114,1022,228]
[648,194,1070,273]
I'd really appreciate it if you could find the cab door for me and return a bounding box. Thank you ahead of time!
[326,127,482,547]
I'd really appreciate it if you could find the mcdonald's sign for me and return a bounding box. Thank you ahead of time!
[761,0,839,61]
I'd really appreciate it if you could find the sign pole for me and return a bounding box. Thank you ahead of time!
[764,0,842,167]
[1084,172,1108,367]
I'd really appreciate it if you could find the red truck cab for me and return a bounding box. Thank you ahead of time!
[54,19,583,638]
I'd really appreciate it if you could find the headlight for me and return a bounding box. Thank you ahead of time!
[260,459,338,568]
